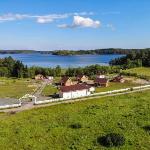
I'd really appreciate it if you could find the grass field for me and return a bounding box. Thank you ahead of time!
[42,85,58,96]
[95,81,139,93]
[122,67,150,79]
[0,78,37,98]
[0,90,149,149]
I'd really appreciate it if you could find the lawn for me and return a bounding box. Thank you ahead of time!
[0,78,37,98]
[42,85,58,97]
[122,67,150,79]
[95,81,139,93]
[0,90,149,149]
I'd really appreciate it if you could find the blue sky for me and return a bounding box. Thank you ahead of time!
[0,0,150,50]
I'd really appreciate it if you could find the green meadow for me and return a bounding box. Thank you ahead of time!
[122,67,150,79]
[0,90,149,149]
[0,78,37,98]
[95,81,139,93]
[42,85,58,97]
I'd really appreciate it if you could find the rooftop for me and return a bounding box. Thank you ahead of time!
[60,84,91,92]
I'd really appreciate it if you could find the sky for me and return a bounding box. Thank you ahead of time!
[0,0,150,50]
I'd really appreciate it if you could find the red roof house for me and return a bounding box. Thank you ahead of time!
[94,78,109,87]
[60,77,72,86]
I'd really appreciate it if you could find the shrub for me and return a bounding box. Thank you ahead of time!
[143,125,150,132]
[69,123,82,129]
[97,133,125,147]
[9,111,17,115]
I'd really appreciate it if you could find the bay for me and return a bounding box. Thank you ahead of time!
[0,53,124,68]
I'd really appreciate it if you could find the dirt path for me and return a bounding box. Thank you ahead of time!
[33,81,47,97]
[1,87,150,113]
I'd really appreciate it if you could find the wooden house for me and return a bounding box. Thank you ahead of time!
[35,74,44,80]
[60,77,72,86]
[94,78,109,87]
[76,75,88,83]
[112,76,125,83]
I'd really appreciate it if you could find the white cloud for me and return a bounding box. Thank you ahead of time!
[58,16,101,29]
[0,13,29,22]
[0,12,94,23]
[36,14,68,24]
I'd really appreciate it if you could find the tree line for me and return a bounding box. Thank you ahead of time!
[0,57,61,78]
[1,49,150,79]
[51,49,135,56]
[110,49,150,68]
[0,57,120,78]
[1,48,150,55]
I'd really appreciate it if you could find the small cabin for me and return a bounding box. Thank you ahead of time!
[60,77,72,86]
[76,75,88,83]
[96,74,106,79]
[35,74,44,80]
[46,76,54,80]
[112,76,125,83]
[94,78,109,87]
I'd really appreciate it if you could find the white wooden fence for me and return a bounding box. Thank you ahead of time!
[34,84,150,105]
[0,103,21,109]
[0,84,150,109]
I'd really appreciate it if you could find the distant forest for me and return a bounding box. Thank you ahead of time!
[1,48,150,55]
[110,49,150,68]
[0,56,119,78]
[0,49,150,78]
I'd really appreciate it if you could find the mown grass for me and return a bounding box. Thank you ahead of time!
[0,90,150,149]
[0,78,37,98]
[95,81,139,93]
[42,85,58,97]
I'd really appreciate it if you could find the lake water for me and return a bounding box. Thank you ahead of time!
[0,53,124,68]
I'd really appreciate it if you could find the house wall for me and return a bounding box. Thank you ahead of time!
[97,75,105,78]
[59,89,91,99]
[35,75,44,80]
[81,76,88,82]
[65,80,72,86]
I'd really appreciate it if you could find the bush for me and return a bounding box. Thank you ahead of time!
[143,125,150,132]
[9,111,16,115]
[69,123,82,129]
[97,133,125,147]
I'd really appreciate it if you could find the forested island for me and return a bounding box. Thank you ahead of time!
[1,48,150,55]
[51,49,141,55]
[0,50,37,54]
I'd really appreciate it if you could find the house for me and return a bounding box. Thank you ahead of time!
[46,76,54,80]
[112,76,125,83]
[60,77,72,86]
[94,78,109,87]
[35,74,44,80]
[44,76,54,84]
[76,75,88,83]
[96,74,106,79]
[59,84,95,99]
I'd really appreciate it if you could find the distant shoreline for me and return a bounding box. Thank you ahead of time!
[0,48,148,55]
